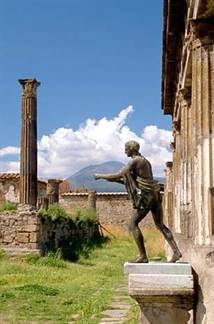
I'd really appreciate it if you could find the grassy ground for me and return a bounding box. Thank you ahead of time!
[0,226,164,323]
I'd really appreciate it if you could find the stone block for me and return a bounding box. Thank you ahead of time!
[30,232,38,243]
[129,273,194,297]
[16,232,29,243]
[9,219,15,226]
[28,243,38,249]
[27,216,39,225]
[23,225,38,232]
[3,235,13,243]
[124,262,192,275]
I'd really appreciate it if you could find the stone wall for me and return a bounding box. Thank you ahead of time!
[60,192,155,228]
[0,209,39,250]
[0,208,99,256]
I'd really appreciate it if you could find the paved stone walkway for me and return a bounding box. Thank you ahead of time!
[99,281,132,324]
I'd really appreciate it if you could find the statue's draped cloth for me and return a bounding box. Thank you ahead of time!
[123,171,160,210]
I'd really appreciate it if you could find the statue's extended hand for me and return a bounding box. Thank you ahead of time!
[94,173,103,180]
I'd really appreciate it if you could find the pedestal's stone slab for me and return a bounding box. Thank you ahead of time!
[124,262,192,275]
[124,262,195,324]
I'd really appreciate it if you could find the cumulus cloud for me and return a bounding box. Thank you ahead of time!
[0,106,172,178]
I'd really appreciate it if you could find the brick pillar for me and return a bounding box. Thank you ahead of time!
[47,179,61,204]
[19,79,40,207]
[88,191,96,210]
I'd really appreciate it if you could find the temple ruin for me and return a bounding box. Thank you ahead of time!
[162,0,214,322]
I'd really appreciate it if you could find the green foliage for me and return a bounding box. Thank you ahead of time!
[37,204,102,261]
[0,202,17,212]
[74,208,98,222]
[38,204,98,223]
[38,203,67,220]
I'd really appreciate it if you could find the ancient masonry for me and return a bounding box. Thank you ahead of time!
[60,192,155,228]
[19,79,40,207]
[162,0,214,323]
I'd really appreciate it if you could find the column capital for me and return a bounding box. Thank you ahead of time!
[190,18,214,43]
[179,87,191,107]
[18,79,40,98]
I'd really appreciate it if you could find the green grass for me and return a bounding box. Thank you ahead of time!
[0,202,17,212]
[0,228,164,323]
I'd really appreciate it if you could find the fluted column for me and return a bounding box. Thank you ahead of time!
[191,19,214,244]
[19,79,40,207]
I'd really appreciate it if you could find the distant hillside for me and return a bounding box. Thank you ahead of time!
[67,161,126,192]
[67,161,165,192]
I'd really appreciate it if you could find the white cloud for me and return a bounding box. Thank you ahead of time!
[0,106,172,178]
[0,146,20,157]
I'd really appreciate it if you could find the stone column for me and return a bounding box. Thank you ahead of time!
[47,179,61,205]
[19,79,40,207]
[164,162,173,229]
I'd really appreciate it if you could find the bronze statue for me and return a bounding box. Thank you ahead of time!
[94,140,182,263]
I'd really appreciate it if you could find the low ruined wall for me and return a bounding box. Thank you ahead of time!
[60,192,155,228]
[0,208,99,256]
[0,209,39,250]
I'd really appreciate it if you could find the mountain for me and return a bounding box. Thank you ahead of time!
[67,161,126,192]
[67,161,166,192]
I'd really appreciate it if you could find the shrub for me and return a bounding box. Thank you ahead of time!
[73,208,97,222]
[0,202,17,212]
[38,203,67,221]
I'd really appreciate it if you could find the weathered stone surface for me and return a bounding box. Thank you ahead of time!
[124,262,192,275]
[3,235,13,243]
[29,232,38,243]
[23,224,38,232]
[0,210,99,255]
[16,232,29,243]
[129,273,194,297]
[60,193,156,228]
[126,262,194,323]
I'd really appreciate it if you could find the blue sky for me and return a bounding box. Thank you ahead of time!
[0,0,172,178]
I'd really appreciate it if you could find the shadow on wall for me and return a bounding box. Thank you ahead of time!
[38,216,108,261]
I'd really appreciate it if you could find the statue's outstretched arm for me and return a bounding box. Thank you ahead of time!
[94,166,129,183]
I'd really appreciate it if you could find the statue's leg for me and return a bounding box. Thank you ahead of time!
[151,201,182,263]
[129,208,150,263]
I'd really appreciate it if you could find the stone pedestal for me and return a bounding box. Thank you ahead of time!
[124,262,194,324]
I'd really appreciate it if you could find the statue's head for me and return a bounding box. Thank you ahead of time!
[125,140,140,157]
